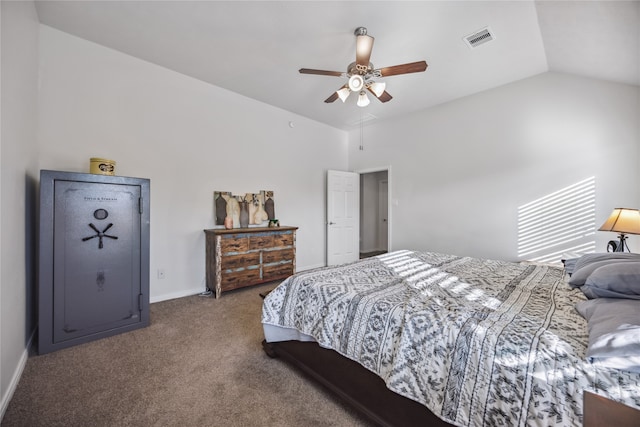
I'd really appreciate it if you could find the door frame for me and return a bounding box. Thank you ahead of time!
[378,178,388,252]
[357,166,392,254]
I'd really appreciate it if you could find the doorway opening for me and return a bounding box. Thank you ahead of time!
[359,169,389,259]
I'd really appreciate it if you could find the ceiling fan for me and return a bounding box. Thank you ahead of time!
[299,27,428,107]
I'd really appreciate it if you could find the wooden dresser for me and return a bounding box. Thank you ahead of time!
[204,226,297,298]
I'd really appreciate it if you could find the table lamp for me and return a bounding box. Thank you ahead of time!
[598,208,640,252]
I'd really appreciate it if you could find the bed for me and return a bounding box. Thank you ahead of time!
[261,250,640,426]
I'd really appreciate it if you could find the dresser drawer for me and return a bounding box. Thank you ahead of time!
[220,236,248,253]
[263,263,293,281]
[249,235,274,250]
[221,268,261,291]
[273,233,293,247]
[221,252,260,270]
[262,248,294,264]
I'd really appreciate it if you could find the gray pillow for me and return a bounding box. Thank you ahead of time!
[563,257,579,276]
[581,262,640,300]
[567,253,640,287]
[575,298,640,372]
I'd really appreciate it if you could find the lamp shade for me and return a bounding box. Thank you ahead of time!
[357,91,370,107]
[598,208,640,235]
[336,87,350,103]
[369,81,386,97]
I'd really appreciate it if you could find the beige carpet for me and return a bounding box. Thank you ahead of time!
[2,283,370,426]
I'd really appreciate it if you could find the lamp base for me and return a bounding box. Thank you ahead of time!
[614,234,629,252]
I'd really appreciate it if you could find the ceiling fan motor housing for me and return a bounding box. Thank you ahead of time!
[354,26,368,36]
[347,61,373,76]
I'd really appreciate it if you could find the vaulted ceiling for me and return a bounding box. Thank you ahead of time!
[34,1,640,130]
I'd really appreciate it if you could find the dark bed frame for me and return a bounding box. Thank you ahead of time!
[263,340,640,427]
[262,339,452,427]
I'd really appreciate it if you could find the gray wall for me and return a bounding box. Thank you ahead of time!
[1,0,40,417]
[36,25,348,302]
[348,72,640,261]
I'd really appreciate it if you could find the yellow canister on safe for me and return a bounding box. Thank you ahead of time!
[90,158,116,175]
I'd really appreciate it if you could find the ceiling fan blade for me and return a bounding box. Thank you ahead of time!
[355,34,374,68]
[367,87,393,103]
[324,92,339,103]
[299,68,343,77]
[377,61,428,77]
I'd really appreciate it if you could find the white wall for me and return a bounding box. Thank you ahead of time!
[0,0,40,418]
[37,25,347,302]
[348,72,640,261]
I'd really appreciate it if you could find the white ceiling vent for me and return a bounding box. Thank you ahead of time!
[463,27,495,49]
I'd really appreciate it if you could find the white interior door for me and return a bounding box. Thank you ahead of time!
[327,170,359,266]
[378,179,388,251]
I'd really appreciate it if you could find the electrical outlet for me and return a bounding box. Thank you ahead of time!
[157,269,166,280]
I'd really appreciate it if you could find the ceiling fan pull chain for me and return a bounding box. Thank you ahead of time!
[359,111,364,151]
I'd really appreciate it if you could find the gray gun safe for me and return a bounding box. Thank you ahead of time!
[39,170,150,354]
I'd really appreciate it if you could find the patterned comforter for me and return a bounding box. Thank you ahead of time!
[262,250,640,426]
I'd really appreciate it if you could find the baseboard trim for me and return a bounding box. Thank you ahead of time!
[150,265,326,304]
[1,330,35,420]
[359,247,377,254]
[298,263,325,271]
[150,287,205,304]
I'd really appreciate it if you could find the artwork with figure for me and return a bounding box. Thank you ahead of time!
[213,190,274,228]
[264,191,275,220]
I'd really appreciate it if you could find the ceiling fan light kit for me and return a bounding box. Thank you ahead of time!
[369,81,386,97]
[337,87,351,103]
[299,26,427,107]
[348,74,365,92]
[357,91,370,107]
